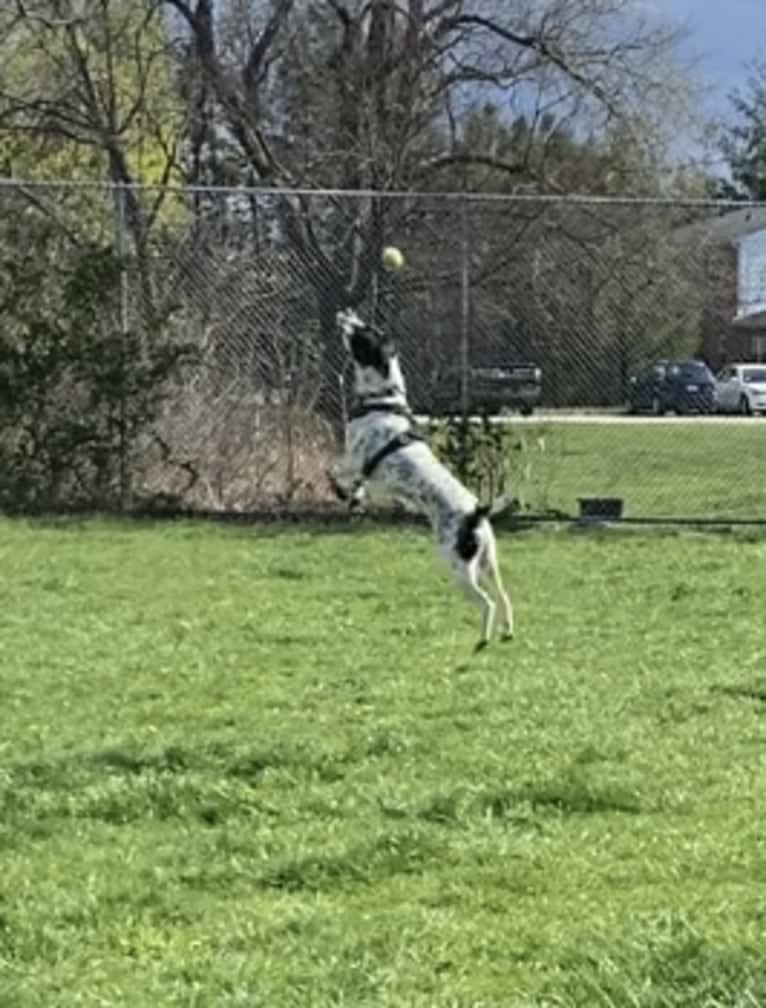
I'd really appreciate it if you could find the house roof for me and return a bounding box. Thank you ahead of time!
[678,205,766,245]
[733,309,766,330]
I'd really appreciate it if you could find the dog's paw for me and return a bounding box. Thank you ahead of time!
[326,471,349,502]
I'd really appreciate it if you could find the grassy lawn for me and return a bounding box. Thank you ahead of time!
[2,519,766,1007]
[495,420,766,520]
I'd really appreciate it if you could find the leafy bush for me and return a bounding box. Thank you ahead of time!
[0,224,190,510]
[428,414,545,512]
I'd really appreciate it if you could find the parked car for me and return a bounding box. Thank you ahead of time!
[430,359,542,416]
[627,360,716,415]
[714,363,766,415]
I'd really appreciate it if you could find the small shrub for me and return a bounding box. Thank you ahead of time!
[428,414,545,511]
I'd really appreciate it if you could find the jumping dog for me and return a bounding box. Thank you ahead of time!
[329,308,513,650]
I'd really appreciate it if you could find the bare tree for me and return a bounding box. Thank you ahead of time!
[157,0,699,420]
[0,0,704,425]
[164,0,696,188]
[0,0,180,248]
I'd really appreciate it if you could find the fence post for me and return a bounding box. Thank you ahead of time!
[113,182,131,512]
[458,196,471,480]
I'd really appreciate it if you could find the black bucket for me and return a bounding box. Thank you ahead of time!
[577,497,624,522]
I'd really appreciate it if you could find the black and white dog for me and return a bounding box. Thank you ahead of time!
[330,307,513,650]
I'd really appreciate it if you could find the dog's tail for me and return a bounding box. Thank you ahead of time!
[487,494,517,519]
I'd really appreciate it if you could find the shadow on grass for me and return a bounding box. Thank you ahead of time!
[382,769,644,834]
[550,925,766,1008]
[2,743,257,828]
[4,508,427,538]
[565,521,766,541]
[480,777,643,818]
[5,743,197,788]
[2,732,409,834]
[8,511,764,549]
[9,508,563,539]
[712,679,766,705]
[4,729,406,788]
[258,828,443,892]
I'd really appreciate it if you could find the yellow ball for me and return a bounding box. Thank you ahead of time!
[382,245,405,271]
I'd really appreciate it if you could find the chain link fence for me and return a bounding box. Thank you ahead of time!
[0,179,764,523]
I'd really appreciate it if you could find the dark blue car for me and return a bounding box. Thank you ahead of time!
[627,360,716,415]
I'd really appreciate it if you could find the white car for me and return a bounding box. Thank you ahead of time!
[715,364,766,415]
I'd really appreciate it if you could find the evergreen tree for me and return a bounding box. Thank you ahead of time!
[721,59,766,200]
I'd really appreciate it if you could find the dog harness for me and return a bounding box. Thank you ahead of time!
[361,429,424,480]
[350,397,425,480]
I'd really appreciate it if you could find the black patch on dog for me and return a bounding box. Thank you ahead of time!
[349,327,395,377]
[455,506,491,561]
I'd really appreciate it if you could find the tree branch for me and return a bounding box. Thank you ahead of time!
[162,0,196,30]
[13,0,87,29]
[439,12,621,119]
[422,152,528,177]
[162,0,281,181]
[243,0,295,101]
[15,184,85,247]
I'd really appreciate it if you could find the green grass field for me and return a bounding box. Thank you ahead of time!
[490,420,766,520]
[2,519,766,1007]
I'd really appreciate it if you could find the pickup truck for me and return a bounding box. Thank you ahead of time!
[427,360,542,416]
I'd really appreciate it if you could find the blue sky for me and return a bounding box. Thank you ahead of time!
[667,0,765,115]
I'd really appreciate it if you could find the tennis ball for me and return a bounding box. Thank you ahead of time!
[382,245,405,271]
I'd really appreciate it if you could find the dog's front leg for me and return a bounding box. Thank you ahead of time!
[328,456,366,512]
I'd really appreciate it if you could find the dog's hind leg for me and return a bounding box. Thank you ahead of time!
[453,557,496,652]
[483,534,514,640]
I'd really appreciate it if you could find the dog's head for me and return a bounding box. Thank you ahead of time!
[336,307,407,403]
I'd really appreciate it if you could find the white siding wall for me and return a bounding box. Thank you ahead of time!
[737,228,766,318]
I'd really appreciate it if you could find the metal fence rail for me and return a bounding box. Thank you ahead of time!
[0,179,764,522]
